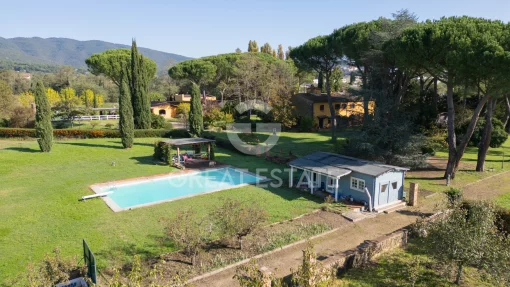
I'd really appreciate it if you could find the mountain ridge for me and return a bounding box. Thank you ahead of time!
[0,37,192,72]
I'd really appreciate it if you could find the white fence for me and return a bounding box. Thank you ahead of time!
[72,115,119,121]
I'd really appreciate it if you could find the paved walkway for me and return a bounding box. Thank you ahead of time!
[194,171,510,287]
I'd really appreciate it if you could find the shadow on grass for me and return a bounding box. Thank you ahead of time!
[107,140,155,148]
[95,234,175,266]
[57,142,124,150]
[130,155,167,166]
[3,147,40,153]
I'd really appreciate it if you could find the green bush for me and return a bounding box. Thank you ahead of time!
[153,142,174,163]
[151,114,166,129]
[0,118,9,127]
[456,118,508,148]
[298,116,314,132]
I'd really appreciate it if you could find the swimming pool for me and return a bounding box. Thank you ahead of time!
[90,167,264,212]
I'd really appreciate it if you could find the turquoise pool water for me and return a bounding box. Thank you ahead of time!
[103,167,262,210]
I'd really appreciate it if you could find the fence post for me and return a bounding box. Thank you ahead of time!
[409,182,419,207]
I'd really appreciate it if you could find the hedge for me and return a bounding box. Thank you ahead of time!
[0,128,190,139]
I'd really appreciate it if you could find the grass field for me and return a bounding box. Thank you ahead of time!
[0,137,323,285]
[405,139,510,194]
[1,130,509,285]
[336,238,494,287]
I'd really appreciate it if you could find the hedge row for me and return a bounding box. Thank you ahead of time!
[0,128,190,139]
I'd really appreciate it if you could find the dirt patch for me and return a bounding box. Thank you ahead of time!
[462,171,510,201]
[101,210,350,283]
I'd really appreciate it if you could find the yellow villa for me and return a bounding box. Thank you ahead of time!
[151,102,178,119]
[292,93,375,128]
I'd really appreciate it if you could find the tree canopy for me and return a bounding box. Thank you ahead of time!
[85,49,156,87]
[168,59,217,87]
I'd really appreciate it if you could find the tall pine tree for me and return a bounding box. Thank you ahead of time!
[130,39,151,129]
[119,68,134,148]
[34,81,53,152]
[189,83,203,137]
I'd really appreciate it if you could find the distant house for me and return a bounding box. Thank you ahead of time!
[151,101,178,119]
[292,93,375,128]
[289,152,408,212]
[175,94,217,102]
[20,72,31,80]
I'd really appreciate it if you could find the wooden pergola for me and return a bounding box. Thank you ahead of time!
[159,138,216,161]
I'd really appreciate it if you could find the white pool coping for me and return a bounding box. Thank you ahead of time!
[88,166,269,212]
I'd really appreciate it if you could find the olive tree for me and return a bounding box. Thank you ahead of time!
[423,201,510,285]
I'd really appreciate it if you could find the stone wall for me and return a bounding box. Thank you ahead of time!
[321,229,409,274]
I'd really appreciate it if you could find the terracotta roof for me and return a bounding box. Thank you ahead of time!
[295,93,364,103]
[150,101,179,107]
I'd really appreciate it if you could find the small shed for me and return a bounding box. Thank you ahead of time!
[288,152,408,212]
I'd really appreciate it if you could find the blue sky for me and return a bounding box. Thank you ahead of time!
[2,0,509,58]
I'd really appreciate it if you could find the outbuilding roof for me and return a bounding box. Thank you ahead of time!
[159,138,215,146]
[288,152,409,178]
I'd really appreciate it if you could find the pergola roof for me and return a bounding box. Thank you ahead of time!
[159,138,215,147]
[289,152,409,178]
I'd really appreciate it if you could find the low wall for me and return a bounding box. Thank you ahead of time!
[321,229,408,274]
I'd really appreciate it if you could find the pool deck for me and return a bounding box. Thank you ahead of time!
[88,164,269,212]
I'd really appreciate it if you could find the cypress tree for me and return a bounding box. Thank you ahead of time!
[138,56,151,128]
[119,68,134,148]
[130,39,142,128]
[130,39,151,129]
[34,81,53,152]
[189,83,203,137]
[93,93,98,108]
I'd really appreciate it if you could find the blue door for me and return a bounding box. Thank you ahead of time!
[388,181,399,203]
[378,182,390,206]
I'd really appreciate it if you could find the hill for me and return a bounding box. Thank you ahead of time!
[0,37,192,72]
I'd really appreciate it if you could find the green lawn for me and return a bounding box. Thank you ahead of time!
[337,239,495,287]
[405,139,510,193]
[1,130,509,285]
[207,129,359,157]
[0,138,323,285]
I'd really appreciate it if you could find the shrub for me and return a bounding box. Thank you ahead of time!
[0,118,8,127]
[9,106,35,128]
[108,255,188,287]
[444,188,463,207]
[234,259,283,287]
[211,199,268,250]
[298,116,314,132]
[105,123,114,129]
[24,247,86,287]
[457,118,508,148]
[204,107,234,130]
[151,114,166,129]
[291,243,334,287]
[153,142,174,164]
[89,122,99,129]
[164,210,211,265]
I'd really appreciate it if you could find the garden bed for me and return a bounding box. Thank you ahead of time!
[100,210,350,283]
